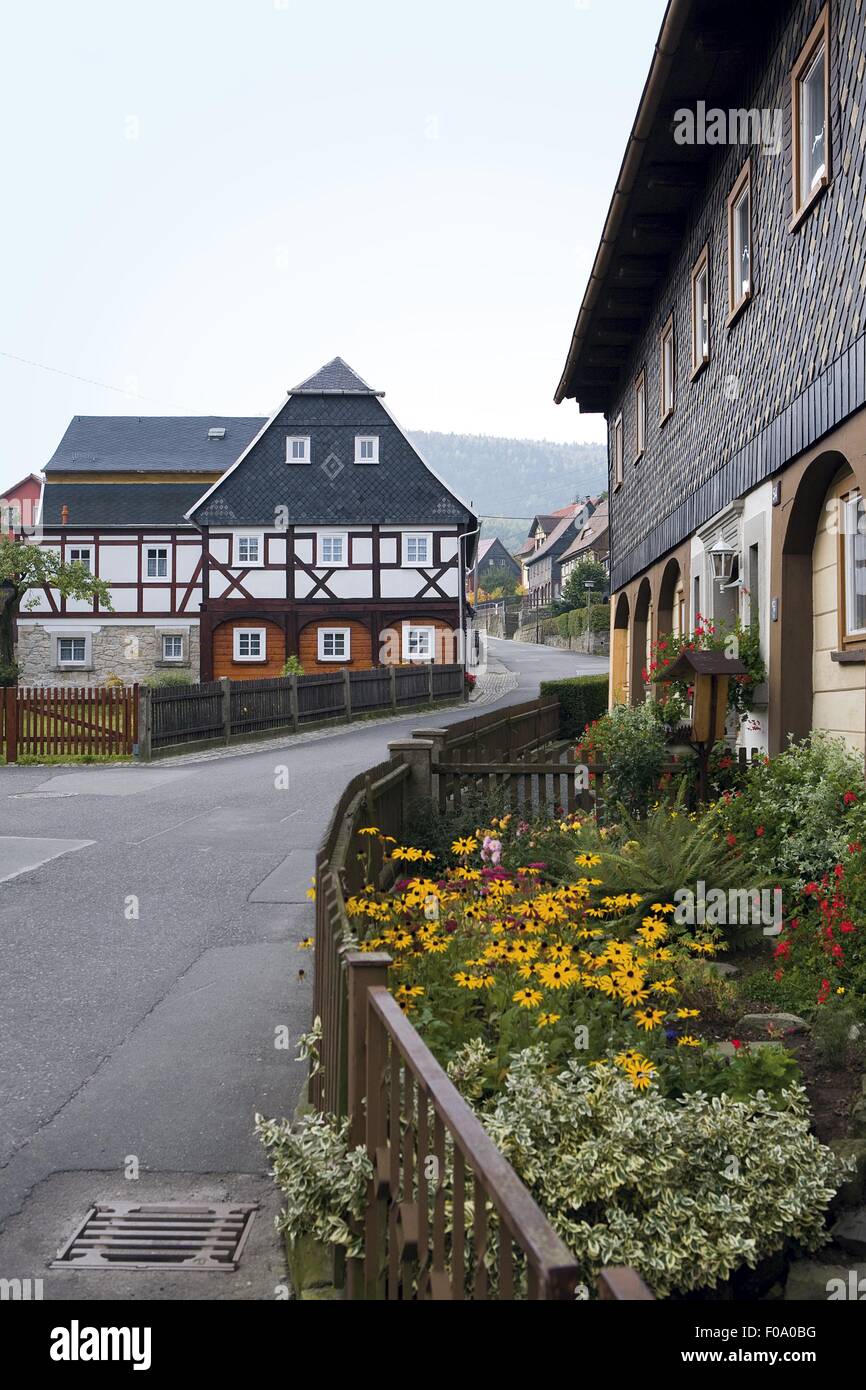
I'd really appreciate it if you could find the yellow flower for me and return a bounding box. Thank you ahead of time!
[422,937,449,954]
[357,826,380,836]
[629,1064,655,1091]
[535,961,580,989]
[633,1008,666,1032]
[297,937,314,950]
[451,836,479,856]
[574,853,602,868]
[537,1012,561,1028]
[675,1007,700,1020]
[677,1035,701,1048]
[513,987,543,1009]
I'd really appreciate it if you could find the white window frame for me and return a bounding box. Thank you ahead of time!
[318,532,348,567]
[233,627,267,662]
[355,435,379,464]
[235,532,264,567]
[161,634,185,662]
[690,243,710,375]
[69,546,92,572]
[402,532,433,566]
[403,624,436,661]
[56,634,90,668]
[146,546,168,579]
[287,436,311,464]
[843,492,866,639]
[727,160,752,318]
[318,626,352,662]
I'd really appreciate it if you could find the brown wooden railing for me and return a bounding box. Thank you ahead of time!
[310,694,654,1301]
[2,684,139,762]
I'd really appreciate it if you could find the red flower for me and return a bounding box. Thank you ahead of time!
[755,826,765,838]
[731,1039,743,1050]
[726,833,737,848]
[844,791,858,806]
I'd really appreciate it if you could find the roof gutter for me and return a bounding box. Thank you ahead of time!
[554,0,693,407]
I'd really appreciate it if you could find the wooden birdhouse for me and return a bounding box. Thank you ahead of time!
[657,649,747,744]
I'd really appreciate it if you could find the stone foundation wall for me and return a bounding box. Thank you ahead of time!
[16,623,201,687]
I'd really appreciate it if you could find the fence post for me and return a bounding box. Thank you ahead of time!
[4,686,18,764]
[388,738,433,803]
[290,673,299,732]
[137,686,151,762]
[345,952,391,1301]
[389,664,397,712]
[220,676,231,744]
[427,659,434,703]
[343,667,352,722]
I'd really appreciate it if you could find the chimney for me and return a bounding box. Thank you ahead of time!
[61,504,69,525]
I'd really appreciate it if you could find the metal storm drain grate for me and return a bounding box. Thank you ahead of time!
[52,1202,257,1271]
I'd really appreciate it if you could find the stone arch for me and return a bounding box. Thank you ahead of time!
[777,448,858,747]
[630,578,652,704]
[657,558,683,639]
[611,591,630,705]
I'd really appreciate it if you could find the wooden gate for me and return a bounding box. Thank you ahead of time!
[2,685,139,762]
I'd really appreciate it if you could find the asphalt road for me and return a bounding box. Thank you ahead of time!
[0,638,607,1245]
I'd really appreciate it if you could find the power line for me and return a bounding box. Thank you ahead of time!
[0,350,163,403]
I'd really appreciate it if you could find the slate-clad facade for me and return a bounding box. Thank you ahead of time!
[19,359,477,686]
[557,0,866,757]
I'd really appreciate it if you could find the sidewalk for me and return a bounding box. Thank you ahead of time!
[154,660,519,767]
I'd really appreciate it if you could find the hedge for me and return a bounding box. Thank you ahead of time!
[540,674,609,738]
[555,603,610,638]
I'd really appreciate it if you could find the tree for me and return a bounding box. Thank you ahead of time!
[557,557,608,614]
[0,538,113,686]
[478,563,519,597]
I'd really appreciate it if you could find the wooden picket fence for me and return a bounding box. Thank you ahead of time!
[1,685,138,762]
[141,664,465,757]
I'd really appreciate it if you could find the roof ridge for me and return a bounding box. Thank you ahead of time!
[289,357,384,396]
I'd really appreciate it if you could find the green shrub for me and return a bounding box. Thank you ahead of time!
[481,1050,846,1298]
[256,1109,372,1259]
[145,672,193,688]
[577,701,670,817]
[710,731,864,885]
[282,655,305,676]
[541,674,608,739]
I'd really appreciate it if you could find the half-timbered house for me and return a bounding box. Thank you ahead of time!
[18,359,477,685]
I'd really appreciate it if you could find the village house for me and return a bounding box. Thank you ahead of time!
[471,537,522,593]
[1,473,42,536]
[556,0,866,757]
[18,358,477,685]
[522,499,598,609]
[559,499,610,584]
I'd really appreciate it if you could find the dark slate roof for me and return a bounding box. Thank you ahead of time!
[190,393,474,528]
[525,514,581,568]
[289,357,383,396]
[45,416,266,474]
[560,500,610,561]
[41,482,203,527]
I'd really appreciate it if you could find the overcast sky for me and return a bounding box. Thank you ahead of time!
[0,0,666,493]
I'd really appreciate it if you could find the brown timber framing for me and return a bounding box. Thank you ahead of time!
[311,694,654,1301]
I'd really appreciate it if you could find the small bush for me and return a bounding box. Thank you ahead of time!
[577,701,670,817]
[145,673,193,688]
[541,674,608,739]
[282,655,305,676]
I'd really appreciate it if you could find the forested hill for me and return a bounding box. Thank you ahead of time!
[408,430,607,554]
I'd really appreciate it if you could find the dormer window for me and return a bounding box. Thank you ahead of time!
[287,437,310,464]
[355,436,379,464]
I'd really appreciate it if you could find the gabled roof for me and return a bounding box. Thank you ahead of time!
[524,513,580,569]
[44,417,266,474]
[188,361,475,529]
[290,356,384,396]
[560,500,610,562]
[1,472,42,496]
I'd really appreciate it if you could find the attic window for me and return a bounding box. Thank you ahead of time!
[355,436,379,464]
[287,437,310,464]
[208,427,226,440]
